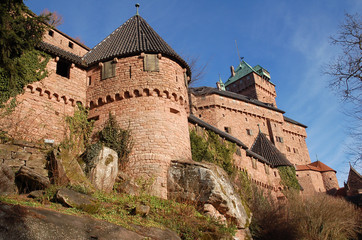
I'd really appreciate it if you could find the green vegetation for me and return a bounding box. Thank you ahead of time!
[0,1,51,107]
[190,128,236,175]
[85,113,133,170]
[0,188,236,240]
[62,103,94,153]
[277,166,300,190]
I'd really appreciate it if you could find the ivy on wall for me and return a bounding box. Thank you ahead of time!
[84,113,133,170]
[190,128,236,175]
[0,49,50,107]
[277,166,300,190]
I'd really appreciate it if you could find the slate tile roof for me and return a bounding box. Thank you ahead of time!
[190,87,285,113]
[284,116,307,128]
[251,131,293,167]
[37,41,85,66]
[82,15,190,74]
[295,161,336,173]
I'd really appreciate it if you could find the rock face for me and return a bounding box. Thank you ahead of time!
[88,147,118,193]
[15,166,50,193]
[0,164,17,195]
[168,160,250,229]
[49,148,93,190]
[0,203,180,240]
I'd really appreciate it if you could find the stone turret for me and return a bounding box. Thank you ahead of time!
[224,60,277,106]
[84,13,192,198]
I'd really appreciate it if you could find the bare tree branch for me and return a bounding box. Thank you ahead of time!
[325,13,362,167]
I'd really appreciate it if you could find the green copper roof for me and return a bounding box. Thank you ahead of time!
[224,60,271,87]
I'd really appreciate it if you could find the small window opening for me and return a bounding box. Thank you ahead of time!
[251,158,257,169]
[88,76,92,86]
[246,129,253,136]
[102,60,116,80]
[144,54,159,72]
[56,59,71,78]
[170,108,180,115]
[224,127,231,133]
[68,41,74,49]
[48,30,54,37]
[236,148,241,156]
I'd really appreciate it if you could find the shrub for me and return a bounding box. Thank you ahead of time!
[98,113,133,169]
[190,128,236,175]
[248,188,361,240]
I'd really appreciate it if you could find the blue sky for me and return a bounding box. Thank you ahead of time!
[26,0,362,185]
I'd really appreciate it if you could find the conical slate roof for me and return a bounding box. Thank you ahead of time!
[251,131,292,167]
[83,15,190,73]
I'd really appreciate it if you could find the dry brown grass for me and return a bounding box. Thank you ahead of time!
[250,189,361,240]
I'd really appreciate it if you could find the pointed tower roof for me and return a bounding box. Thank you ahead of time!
[251,131,293,167]
[83,14,190,74]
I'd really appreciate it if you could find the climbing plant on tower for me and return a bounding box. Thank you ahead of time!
[0,0,51,107]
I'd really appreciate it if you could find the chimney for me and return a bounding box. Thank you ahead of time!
[230,66,235,77]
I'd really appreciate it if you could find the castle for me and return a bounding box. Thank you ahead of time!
[0,10,339,198]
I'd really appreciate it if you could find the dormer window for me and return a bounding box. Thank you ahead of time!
[102,60,115,80]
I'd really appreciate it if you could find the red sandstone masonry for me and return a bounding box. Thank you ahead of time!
[87,55,191,199]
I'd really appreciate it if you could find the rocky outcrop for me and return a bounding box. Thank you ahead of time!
[87,147,118,193]
[168,160,250,229]
[0,164,17,195]
[49,148,93,190]
[0,203,180,240]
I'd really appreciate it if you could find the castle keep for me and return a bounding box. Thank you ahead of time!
[0,10,339,198]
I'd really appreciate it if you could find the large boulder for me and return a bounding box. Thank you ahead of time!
[48,148,93,190]
[0,164,17,195]
[168,160,250,229]
[15,166,50,193]
[87,146,118,193]
[55,188,96,209]
[0,203,180,240]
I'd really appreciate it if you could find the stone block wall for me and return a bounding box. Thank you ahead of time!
[0,57,87,143]
[42,28,88,56]
[191,92,311,166]
[0,141,49,178]
[87,55,191,199]
[296,170,326,195]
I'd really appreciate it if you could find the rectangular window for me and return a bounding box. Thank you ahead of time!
[246,129,253,136]
[68,41,74,48]
[88,76,92,86]
[293,148,299,154]
[286,146,291,152]
[56,59,71,78]
[224,127,231,134]
[144,54,159,72]
[264,164,270,175]
[102,60,116,80]
[276,136,284,143]
[48,30,54,37]
[236,148,241,156]
[251,158,257,169]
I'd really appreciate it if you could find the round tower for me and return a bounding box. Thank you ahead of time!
[84,13,191,198]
